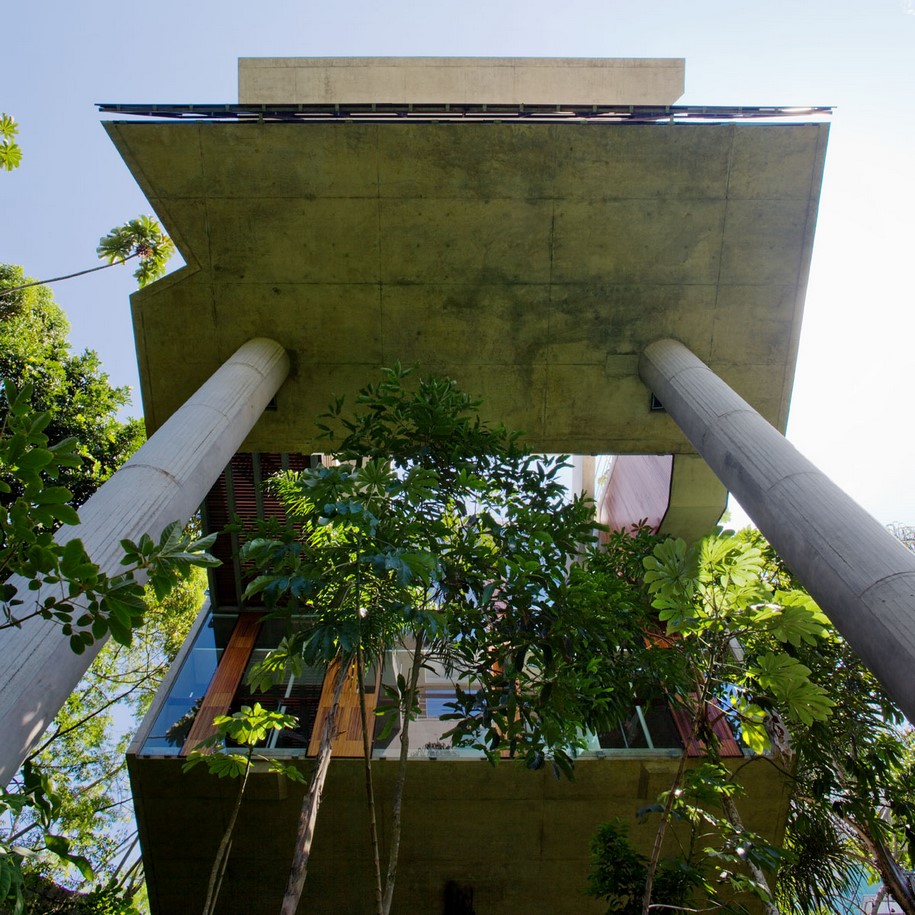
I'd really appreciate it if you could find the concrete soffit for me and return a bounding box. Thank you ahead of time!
[102,56,828,547]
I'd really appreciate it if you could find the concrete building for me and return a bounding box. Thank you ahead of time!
[3,56,915,912]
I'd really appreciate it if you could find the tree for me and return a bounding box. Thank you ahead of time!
[3,567,208,913]
[235,366,599,914]
[581,527,915,915]
[183,703,304,915]
[749,533,915,915]
[0,376,215,647]
[0,380,217,912]
[0,115,22,172]
[0,218,173,300]
[0,265,144,506]
[580,530,837,915]
[95,218,174,289]
[0,268,213,913]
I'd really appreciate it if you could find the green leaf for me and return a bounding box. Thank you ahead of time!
[747,651,835,724]
[760,593,831,647]
[0,141,23,172]
[0,858,13,903]
[96,215,174,286]
[44,835,94,881]
[0,113,18,139]
[33,486,72,505]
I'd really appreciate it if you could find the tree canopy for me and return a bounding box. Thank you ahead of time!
[0,115,21,172]
[0,270,214,913]
[584,527,915,915]
[230,366,602,913]
[0,265,144,507]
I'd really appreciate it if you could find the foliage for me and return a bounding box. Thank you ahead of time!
[0,381,217,913]
[183,702,304,783]
[184,704,303,915]
[0,266,145,506]
[0,875,144,914]
[0,763,92,914]
[239,366,605,913]
[77,881,144,914]
[588,819,701,915]
[742,533,915,915]
[581,526,915,914]
[0,269,207,912]
[245,366,601,770]
[2,566,207,909]
[95,217,174,288]
[0,115,21,172]
[641,531,834,752]
[581,528,839,915]
[0,380,217,650]
[589,763,784,915]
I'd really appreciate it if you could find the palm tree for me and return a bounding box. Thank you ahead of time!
[0,216,174,299]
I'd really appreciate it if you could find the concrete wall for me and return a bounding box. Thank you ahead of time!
[238,57,686,105]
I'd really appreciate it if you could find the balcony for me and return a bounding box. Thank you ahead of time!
[128,606,789,914]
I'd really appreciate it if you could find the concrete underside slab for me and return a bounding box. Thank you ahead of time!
[130,754,790,914]
[108,120,826,462]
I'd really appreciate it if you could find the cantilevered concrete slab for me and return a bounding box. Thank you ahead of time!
[131,754,790,914]
[103,58,827,540]
[106,119,826,455]
[239,57,686,105]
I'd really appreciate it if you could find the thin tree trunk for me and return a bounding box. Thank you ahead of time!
[208,838,233,915]
[381,632,425,915]
[280,656,350,915]
[642,652,719,915]
[121,855,145,899]
[719,792,779,915]
[203,747,252,915]
[0,254,139,297]
[641,746,690,915]
[110,833,140,884]
[357,647,385,915]
[25,678,149,761]
[848,818,915,915]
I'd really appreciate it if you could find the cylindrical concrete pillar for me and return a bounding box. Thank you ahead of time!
[0,337,290,784]
[639,338,915,722]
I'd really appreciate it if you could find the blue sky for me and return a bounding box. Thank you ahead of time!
[2,0,914,526]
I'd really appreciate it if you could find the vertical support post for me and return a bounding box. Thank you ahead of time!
[0,337,290,784]
[639,337,915,721]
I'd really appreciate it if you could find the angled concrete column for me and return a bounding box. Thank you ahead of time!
[0,337,289,785]
[640,338,915,722]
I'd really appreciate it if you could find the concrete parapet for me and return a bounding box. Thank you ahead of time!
[238,57,686,105]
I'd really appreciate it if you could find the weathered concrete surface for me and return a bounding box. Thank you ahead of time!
[131,754,790,914]
[599,453,727,543]
[640,338,915,722]
[0,338,289,786]
[106,120,827,471]
[238,56,686,105]
[662,454,729,541]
